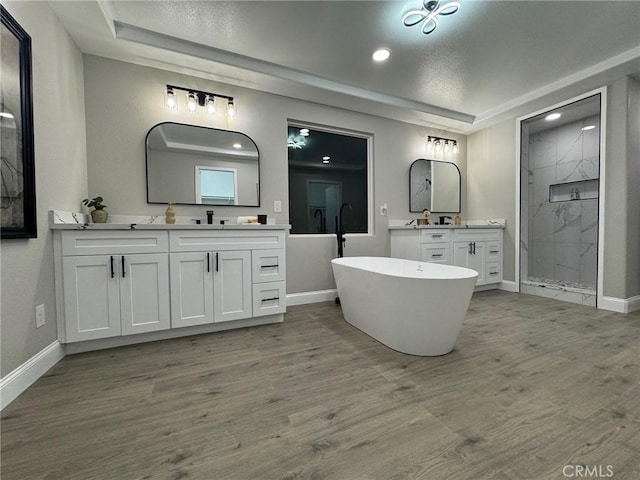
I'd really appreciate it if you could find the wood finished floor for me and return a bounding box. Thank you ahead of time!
[2,291,639,480]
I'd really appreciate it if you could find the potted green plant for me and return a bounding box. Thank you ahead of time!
[82,196,108,223]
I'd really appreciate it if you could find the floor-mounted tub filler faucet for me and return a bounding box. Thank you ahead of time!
[335,203,352,258]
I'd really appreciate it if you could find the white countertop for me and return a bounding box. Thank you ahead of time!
[389,224,504,230]
[49,210,290,231]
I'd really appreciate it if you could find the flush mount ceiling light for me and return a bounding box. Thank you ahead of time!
[426,136,458,155]
[164,85,236,118]
[403,0,460,35]
[299,128,310,137]
[372,48,391,62]
[545,112,562,121]
[322,156,330,164]
[581,125,596,131]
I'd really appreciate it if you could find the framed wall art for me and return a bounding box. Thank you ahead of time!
[1,5,36,239]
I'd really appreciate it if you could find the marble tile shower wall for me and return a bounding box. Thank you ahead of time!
[527,115,599,289]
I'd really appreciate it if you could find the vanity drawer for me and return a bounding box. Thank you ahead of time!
[253,281,286,317]
[252,249,285,283]
[486,262,502,283]
[486,242,502,261]
[421,244,450,264]
[62,230,168,256]
[170,230,285,252]
[420,229,450,243]
[453,228,501,242]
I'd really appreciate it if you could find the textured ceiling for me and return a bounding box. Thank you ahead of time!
[48,0,640,132]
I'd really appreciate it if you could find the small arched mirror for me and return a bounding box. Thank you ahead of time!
[146,122,260,206]
[409,159,461,213]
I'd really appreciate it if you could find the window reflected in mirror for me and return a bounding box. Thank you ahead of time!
[288,124,369,234]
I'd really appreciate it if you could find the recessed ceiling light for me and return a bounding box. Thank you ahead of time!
[545,113,562,121]
[372,48,391,62]
[322,156,330,160]
[581,125,596,131]
[233,143,242,149]
[322,160,330,164]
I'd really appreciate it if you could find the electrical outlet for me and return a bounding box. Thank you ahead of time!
[380,203,388,216]
[35,304,45,328]
[273,200,282,213]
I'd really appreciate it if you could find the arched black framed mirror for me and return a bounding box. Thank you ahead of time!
[409,159,461,213]
[146,122,260,206]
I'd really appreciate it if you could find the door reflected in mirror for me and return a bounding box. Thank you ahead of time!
[409,159,461,213]
[146,122,260,206]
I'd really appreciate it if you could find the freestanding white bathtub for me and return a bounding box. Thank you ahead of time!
[331,256,478,356]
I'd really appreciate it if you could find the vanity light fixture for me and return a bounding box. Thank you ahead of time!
[403,0,461,35]
[300,128,310,137]
[545,112,562,121]
[426,136,458,155]
[164,85,235,118]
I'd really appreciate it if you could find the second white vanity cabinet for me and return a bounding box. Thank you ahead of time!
[390,225,503,287]
[59,231,170,342]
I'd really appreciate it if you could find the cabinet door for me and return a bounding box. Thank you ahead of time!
[214,250,252,322]
[170,252,214,328]
[62,256,121,342]
[120,254,170,335]
[468,242,486,285]
[453,242,485,285]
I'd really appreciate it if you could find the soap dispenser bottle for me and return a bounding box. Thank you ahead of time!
[165,203,176,224]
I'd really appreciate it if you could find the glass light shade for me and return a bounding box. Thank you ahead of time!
[165,88,177,110]
[226,100,237,118]
[452,142,459,154]
[206,96,216,115]
[187,92,198,112]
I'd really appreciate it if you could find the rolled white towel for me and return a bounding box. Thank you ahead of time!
[237,216,258,224]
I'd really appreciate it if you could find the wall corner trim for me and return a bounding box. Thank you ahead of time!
[286,289,338,306]
[0,341,65,411]
[599,295,640,314]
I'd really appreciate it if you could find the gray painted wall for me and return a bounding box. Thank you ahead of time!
[0,2,87,376]
[82,55,467,295]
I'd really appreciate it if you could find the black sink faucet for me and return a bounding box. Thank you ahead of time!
[335,203,352,257]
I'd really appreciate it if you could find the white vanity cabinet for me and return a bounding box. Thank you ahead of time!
[58,231,170,342]
[390,226,503,287]
[52,221,288,348]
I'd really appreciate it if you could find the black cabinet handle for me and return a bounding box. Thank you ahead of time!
[432,234,443,238]
[468,242,473,254]
[110,256,115,278]
[431,254,443,258]
[490,250,500,254]
[489,272,499,276]
[216,252,219,272]
[207,252,210,273]
[472,242,476,255]
[261,297,279,302]
[121,256,126,278]
[261,264,279,269]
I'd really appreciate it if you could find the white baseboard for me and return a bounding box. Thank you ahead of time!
[600,295,640,314]
[286,289,337,306]
[1,341,65,410]
[499,280,518,292]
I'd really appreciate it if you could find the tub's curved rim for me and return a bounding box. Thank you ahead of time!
[331,256,478,280]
